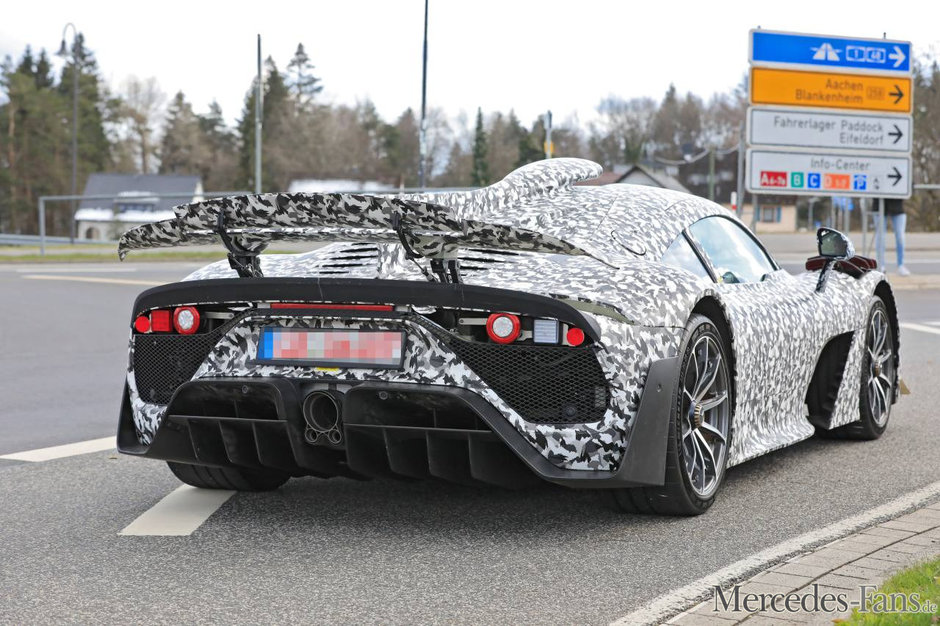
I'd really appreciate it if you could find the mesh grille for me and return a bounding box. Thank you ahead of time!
[133,324,231,405]
[445,337,609,425]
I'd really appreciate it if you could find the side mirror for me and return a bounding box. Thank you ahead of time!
[815,228,855,293]
[817,227,855,260]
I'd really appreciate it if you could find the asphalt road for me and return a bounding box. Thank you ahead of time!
[1,263,939,624]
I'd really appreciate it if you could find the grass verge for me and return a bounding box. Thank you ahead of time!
[844,557,940,624]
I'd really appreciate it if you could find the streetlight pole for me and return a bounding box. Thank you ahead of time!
[57,23,78,243]
[418,0,429,188]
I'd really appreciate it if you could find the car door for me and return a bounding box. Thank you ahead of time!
[684,216,820,462]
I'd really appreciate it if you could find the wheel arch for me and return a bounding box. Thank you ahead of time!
[689,295,737,414]
[873,279,901,403]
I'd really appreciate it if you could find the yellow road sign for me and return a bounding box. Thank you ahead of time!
[750,67,912,113]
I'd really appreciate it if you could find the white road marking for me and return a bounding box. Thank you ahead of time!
[611,479,940,626]
[119,485,235,536]
[21,274,163,286]
[0,436,115,462]
[900,322,940,337]
[15,267,137,273]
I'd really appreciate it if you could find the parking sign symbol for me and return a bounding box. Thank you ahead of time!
[852,174,867,191]
[791,172,804,188]
[807,172,821,189]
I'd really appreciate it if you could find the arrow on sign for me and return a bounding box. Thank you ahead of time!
[888,124,904,144]
[888,167,903,186]
[890,85,905,105]
[889,45,906,69]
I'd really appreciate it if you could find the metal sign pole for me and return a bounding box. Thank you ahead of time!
[877,198,886,269]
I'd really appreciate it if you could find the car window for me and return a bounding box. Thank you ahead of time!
[661,234,711,280]
[688,217,775,284]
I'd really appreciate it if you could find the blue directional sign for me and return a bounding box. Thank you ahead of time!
[750,30,911,75]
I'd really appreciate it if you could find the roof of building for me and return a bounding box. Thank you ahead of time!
[288,178,396,194]
[76,174,202,221]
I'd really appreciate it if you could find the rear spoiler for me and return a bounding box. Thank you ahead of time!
[117,191,614,276]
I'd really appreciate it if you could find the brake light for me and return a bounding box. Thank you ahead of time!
[150,310,171,332]
[174,306,200,334]
[486,313,521,344]
[566,327,585,346]
[134,315,150,333]
[270,303,394,311]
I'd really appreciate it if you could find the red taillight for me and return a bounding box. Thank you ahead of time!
[486,313,521,344]
[134,315,150,333]
[150,310,171,332]
[566,327,585,346]
[270,303,394,311]
[173,306,200,335]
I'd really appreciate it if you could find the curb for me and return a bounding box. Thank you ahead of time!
[666,503,940,625]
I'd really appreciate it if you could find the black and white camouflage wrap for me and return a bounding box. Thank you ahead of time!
[122,158,896,472]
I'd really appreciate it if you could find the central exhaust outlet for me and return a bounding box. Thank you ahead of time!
[302,391,344,444]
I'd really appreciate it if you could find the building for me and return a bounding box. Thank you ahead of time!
[288,178,396,194]
[75,174,202,241]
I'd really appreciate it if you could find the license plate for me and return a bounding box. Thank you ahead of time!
[256,328,405,368]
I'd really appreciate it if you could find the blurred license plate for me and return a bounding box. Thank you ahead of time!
[256,328,404,368]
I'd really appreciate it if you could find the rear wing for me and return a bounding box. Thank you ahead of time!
[117,191,613,276]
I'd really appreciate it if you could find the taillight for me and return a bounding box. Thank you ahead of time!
[486,313,520,344]
[173,306,200,334]
[566,327,585,346]
[150,310,171,332]
[134,316,151,333]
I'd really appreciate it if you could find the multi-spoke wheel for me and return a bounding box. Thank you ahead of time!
[865,306,895,429]
[822,297,897,440]
[614,314,733,515]
[679,334,732,499]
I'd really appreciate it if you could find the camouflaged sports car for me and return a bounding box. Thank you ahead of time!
[116,158,900,515]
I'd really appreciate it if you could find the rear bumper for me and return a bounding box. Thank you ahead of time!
[118,355,678,489]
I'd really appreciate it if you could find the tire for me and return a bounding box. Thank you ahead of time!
[613,314,733,516]
[819,297,896,441]
[167,461,290,491]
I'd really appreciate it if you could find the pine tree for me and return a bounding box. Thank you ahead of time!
[56,34,111,182]
[471,107,489,187]
[286,43,323,109]
[236,57,293,191]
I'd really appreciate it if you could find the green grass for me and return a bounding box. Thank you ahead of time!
[844,557,940,624]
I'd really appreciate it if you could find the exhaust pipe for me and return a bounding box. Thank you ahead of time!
[302,391,343,441]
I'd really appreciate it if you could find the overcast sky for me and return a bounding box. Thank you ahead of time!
[3,0,938,130]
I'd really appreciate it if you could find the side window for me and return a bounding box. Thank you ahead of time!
[688,217,776,284]
[661,233,711,280]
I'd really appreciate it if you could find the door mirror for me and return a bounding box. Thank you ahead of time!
[817,227,855,260]
[814,228,855,293]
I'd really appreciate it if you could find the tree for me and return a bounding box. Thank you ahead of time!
[286,43,323,109]
[236,57,293,191]
[471,108,489,186]
[198,101,238,190]
[119,76,165,173]
[0,48,69,232]
[588,96,656,167]
[56,33,111,181]
[159,91,209,176]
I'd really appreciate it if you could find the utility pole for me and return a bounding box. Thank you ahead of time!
[418,0,429,188]
[57,23,78,243]
[254,35,263,194]
[543,110,553,159]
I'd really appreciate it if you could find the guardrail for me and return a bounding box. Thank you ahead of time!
[0,233,116,246]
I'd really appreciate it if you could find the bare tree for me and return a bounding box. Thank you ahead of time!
[120,76,165,173]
